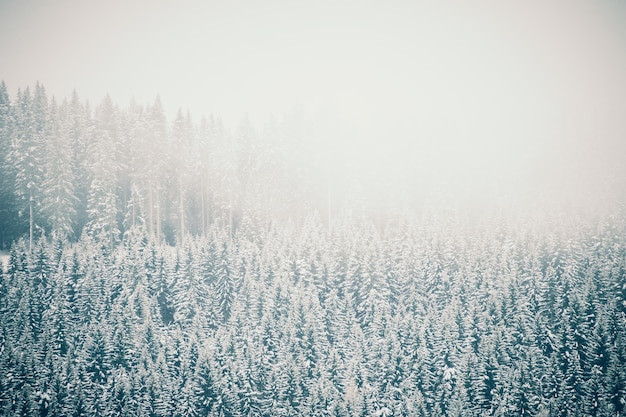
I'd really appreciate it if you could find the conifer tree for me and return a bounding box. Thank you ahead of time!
[170,110,193,243]
[41,98,77,239]
[0,81,19,248]
[145,96,168,242]
[84,96,120,251]
[8,85,47,251]
[65,90,91,238]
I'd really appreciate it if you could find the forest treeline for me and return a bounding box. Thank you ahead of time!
[1,81,622,252]
[0,81,350,250]
[1,212,626,416]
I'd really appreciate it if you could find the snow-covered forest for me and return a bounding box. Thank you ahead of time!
[1,82,626,416]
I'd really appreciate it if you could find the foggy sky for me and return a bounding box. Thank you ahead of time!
[2,0,626,209]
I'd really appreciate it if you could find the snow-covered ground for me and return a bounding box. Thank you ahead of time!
[0,250,9,273]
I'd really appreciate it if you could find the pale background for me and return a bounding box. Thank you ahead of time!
[2,0,625,207]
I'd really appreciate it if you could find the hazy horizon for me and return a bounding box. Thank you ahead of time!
[2,0,626,213]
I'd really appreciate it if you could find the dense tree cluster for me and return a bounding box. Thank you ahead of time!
[1,211,625,416]
[2,81,626,416]
[0,81,339,250]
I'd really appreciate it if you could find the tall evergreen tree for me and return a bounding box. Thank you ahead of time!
[0,81,19,249]
[41,98,77,239]
[169,110,193,243]
[145,96,168,242]
[8,85,47,251]
[65,90,92,238]
[84,96,119,251]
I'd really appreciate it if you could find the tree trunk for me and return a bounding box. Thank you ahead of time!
[156,188,161,242]
[229,193,233,241]
[148,181,154,239]
[327,168,331,235]
[200,174,206,237]
[29,187,33,252]
[179,174,185,243]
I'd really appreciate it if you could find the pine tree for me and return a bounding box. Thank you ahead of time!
[84,96,120,251]
[171,243,211,330]
[41,98,78,239]
[214,239,234,323]
[0,81,20,249]
[170,109,194,243]
[8,85,48,251]
[66,90,91,238]
[606,317,626,417]
[144,96,168,242]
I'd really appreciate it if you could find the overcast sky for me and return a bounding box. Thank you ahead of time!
[2,0,626,205]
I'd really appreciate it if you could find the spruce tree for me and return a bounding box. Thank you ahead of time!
[84,96,120,251]
[41,98,77,239]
